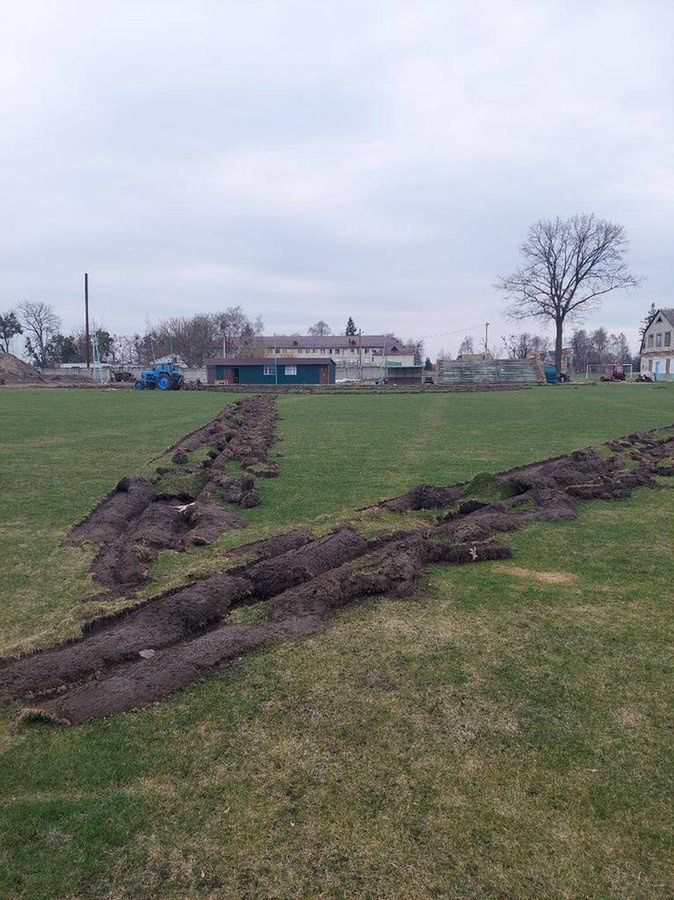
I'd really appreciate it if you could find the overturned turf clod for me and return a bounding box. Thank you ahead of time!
[63,397,280,593]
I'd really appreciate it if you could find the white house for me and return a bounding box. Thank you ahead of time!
[259,334,416,368]
[640,308,674,380]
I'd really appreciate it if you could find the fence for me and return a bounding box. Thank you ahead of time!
[438,359,544,386]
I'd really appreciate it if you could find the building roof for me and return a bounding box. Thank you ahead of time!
[260,334,413,353]
[653,308,674,328]
[204,357,335,367]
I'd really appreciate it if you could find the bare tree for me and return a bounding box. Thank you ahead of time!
[497,215,640,372]
[154,315,218,367]
[308,320,332,336]
[19,301,61,367]
[457,336,474,356]
[139,307,264,366]
[570,329,592,373]
[608,331,631,363]
[215,306,263,358]
[405,338,424,366]
[502,332,549,359]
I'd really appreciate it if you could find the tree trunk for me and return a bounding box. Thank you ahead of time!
[555,318,564,374]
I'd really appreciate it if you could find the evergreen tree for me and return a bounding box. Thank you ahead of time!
[0,310,23,354]
[639,302,657,338]
[345,317,357,336]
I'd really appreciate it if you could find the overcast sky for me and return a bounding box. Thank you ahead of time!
[1,0,672,358]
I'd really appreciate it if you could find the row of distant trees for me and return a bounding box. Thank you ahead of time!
[0,302,266,368]
[0,300,650,374]
[0,306,376,368]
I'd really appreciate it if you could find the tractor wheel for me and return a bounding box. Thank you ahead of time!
[156,373,173,390]
[134,381,145,390]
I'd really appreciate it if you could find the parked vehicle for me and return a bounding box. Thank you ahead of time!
[112,370,134,383]
[134,363,183,391]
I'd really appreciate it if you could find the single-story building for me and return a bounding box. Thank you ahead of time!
[204,357,336,386]
[640,308,674,380]
[385,364,424,385]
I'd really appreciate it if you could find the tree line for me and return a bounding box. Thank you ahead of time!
[0,307,379,368]
[0,303,266,368]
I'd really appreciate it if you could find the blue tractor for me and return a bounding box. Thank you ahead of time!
[134,363,184,391]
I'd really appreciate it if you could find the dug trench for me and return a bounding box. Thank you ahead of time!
[64,396,281,594]
[1,427,672,725]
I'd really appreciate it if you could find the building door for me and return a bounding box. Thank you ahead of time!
[320,365,329,384]
[233,368,240,384]
[654,360,662,381]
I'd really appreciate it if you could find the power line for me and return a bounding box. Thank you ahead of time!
[410,322,487,341]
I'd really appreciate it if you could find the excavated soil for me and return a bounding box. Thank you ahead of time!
[64,397,279,592]
[0,352,46,384]
[1,427,672,725]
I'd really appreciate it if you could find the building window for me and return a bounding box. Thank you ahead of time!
[665,331,671,347]
[647,334,654,347]
[656,333,663,347]
[263,366,274,376]
[284,365,297,376]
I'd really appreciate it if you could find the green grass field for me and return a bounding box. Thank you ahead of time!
[1,384,673,898]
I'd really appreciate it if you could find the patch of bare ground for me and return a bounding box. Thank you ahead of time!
[1,427,672,725]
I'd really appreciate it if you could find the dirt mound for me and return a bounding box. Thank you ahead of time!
[65,397,279,593]
[1,427,672,725]
[381,483,466,511]
[239,528,370,599]
[0,352,45,384]
[66,477,156,546]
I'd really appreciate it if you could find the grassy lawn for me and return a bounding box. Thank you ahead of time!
[0,384,673,897]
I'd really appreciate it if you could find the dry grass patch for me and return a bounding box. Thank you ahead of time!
[493,564,579,584]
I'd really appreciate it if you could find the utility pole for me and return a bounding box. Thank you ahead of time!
[84,273,91,369]
[484,322,489,357]
[222,333,227,358]
[358,329,362,382]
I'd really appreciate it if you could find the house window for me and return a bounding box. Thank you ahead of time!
[263,366,274,376]
[656,333,663,347]
[665,332,671,347]
[647,335,654,347]
[284,365,297,376]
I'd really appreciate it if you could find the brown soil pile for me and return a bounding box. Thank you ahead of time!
[1,427,672,725]
[64,397,280,592]
[0,352,45,384]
